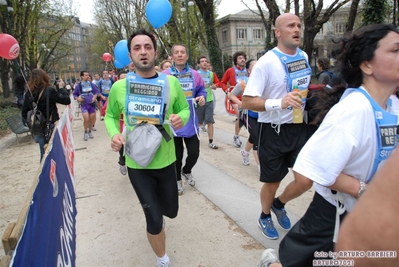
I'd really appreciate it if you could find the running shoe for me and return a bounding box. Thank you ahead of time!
[182,171,195,186]
[240,150,250,166]
[83,132,88,141]
[258,216,279,240]
[234,135,242,147]
[271,203,291,229]
[201,125,207,132]
[258,248,280,267]
[209,142,218,149]
[100,116,104,121]
[157,261,171,267]
[88,131,94,139]
[177,180,183,195]
[92,126,96,131]
[119,165,127,175]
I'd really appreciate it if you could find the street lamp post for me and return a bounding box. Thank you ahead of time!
[180,0,194,66]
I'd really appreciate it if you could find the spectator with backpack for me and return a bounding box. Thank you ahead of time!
[21,68,71,161]
[316,57,333,85]
[73,70,100,141]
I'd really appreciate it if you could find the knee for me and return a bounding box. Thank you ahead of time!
[146,215,164,235]
[188,149,199,158]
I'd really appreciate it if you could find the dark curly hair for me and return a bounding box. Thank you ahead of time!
[317,58,330,70]
[310,24,399,125]
[233,51,247,66]
[245,59,256,70]
[128,28,157,53]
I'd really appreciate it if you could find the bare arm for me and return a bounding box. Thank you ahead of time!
[242,91,302,111]
[241,95,266,111]
[327,173,362,198]
[336,148,399,267]
[228,92,242,107]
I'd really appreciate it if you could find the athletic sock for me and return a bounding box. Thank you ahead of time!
[156,253,170,266]
[209,139,213,144]
[260,212,271,219]
[273,197,285,209]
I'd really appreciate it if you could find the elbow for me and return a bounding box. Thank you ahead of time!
[294,171,313,191]
[241,96,249,109]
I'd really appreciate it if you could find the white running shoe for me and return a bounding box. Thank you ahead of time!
[119,165,127,175]
[209,142,218,149]
[157,261,171,267]
[182,172,195,186]
[88,131,94,139]
[258,248,279,267]
[234,135,242,147]
[83,132,88,141]
[240,150,250,166]
[177,180,183,195]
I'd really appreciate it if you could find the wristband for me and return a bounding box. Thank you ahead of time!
[265,99,282,111]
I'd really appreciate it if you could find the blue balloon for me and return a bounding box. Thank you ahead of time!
[114,40,130,67]
[114,60,124,69]
[146,0,172,29]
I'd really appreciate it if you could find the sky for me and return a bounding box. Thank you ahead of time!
[78,0,258,24]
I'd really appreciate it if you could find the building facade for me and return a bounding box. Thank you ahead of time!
[57,18,99,83]
[216,8,353,67]
[217,10,269,60]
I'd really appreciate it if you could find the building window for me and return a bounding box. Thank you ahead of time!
[335,23,344,34]
[222,30,227,42]
[237,28,247,39]
[253,29,263,39]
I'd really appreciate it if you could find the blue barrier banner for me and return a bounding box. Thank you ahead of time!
[10,129,77,267]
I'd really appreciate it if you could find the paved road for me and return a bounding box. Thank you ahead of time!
[0,93,314,266]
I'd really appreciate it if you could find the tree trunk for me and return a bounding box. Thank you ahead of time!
[263,0,281,25]
[194,0,223,78]
[0,59,11,98]
[261,0,281,50]
[346,0,360,32]
[302,0,351,66]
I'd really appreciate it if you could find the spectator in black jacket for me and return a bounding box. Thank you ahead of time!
[14,75,26,109]
[21,68,71,161]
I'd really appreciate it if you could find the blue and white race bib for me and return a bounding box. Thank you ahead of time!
[125,73,167,126]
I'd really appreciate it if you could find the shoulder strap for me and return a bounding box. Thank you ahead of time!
[164,75,170,112]
[29,88,45,109]
[46,88,51,123]
[156,76,171,142]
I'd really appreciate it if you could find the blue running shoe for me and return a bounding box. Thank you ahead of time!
[258,216,279,240]
[271,204,291,229]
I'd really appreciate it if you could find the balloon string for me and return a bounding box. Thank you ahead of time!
[153,30,170,59]
[13,60,31,91]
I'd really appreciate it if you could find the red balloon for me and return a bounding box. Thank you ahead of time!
[102,52,112,62]
[0,34,20,60]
